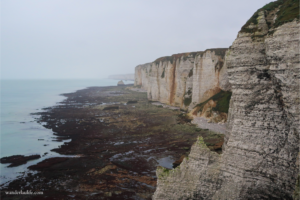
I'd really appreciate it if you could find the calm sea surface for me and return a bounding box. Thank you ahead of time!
[0,79,133,185]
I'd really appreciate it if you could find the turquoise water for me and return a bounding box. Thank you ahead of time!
[0,79,133,185]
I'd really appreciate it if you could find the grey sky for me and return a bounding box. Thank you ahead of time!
[1,0,273,79]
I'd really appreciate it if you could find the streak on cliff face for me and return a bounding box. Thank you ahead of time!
[169,60,177,105]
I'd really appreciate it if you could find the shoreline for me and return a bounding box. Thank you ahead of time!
[0,79,132,186]
[1,85,224,199]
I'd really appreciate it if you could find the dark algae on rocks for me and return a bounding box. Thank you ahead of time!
[0,155,41,167]
[0,85,223,200]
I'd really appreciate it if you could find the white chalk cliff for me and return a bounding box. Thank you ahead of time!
[135,0,299,199]
[135,49,231,123]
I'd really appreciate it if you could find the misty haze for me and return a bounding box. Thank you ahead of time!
[2,0,272,80]
[1,0,299,199]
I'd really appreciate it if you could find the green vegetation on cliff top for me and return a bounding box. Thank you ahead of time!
[153,49,228,65]
[205,48,228,58]
[241,0,299,33]
[154,56,174,65]
[274,0,299,27]
[154,52,200,65]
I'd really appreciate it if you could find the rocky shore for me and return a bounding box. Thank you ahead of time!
[0,85,224,200]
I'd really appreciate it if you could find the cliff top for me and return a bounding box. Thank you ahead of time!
[153,51,201,64]
[153,48,228,65]
[205,48,228,57]
[240,0,299,33]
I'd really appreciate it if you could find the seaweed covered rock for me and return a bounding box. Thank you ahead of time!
[0,155,41,167]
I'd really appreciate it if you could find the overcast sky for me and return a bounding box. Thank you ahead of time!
[1,0,273,80]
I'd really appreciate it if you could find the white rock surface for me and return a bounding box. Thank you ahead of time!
[153,6,299,200]
[134,49,230,111]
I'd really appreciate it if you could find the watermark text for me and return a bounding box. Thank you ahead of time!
[5,190,43,195]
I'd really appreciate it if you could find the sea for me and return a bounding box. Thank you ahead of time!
[0,79,133,185]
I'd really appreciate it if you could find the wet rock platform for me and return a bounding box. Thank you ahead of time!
[0,85,224,200]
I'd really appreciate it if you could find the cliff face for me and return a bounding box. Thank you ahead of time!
[135,49,230,113]
[134,63,151,90]
[191,50,229,107]
[153,0,299,199]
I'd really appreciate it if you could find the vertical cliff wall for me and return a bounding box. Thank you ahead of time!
[134,49,230,113]
[191,49,228,107]
[134,63,151,90]
[153,0,299,199]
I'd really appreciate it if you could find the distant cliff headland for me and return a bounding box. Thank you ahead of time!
[134,0,299,199]
[108,74,134,81]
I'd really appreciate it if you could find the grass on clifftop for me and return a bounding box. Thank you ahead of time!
[241,0,284,32]
[240,0,299,33]
[274,0,299,27]
[154,56,173,65]
[154,51,202,65]
[153,49,228,65]
[194,90,232,113]
[205,48,228,58]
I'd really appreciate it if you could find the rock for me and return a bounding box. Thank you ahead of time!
[153,137,221,200]
[28,157,69,170]
[52,139,63,142]
[127,100,138,104]
[0,155,41,167]
[103,106,119,110]
[153,1,299,199]
[117,80,125,86]
[172,155,185,168]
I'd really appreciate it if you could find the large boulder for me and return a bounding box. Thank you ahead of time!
[117,80,125,86]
